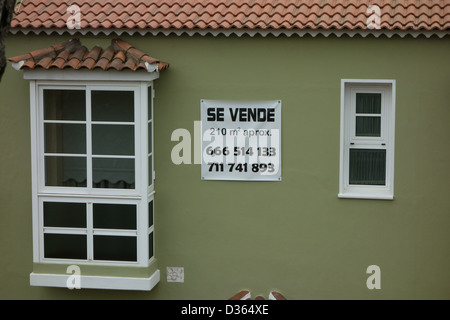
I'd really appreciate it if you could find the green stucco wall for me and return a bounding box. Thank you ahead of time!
[0,32,449,299]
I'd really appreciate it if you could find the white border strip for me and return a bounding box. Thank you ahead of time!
[23,69,160,81]
[30,269,160,291]
[9,27,450,39]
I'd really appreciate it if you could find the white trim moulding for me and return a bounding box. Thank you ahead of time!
[23,69,160,82]
[30,269,160,291]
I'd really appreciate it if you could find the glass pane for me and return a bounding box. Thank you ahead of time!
[147,86,152,121]
[93,204,136,230]
[356,116,381,137]
[44,89,86,121]
[45,123,86,154]
[92,158,135,189]
[148,121,152,154]
[44,234,87,259]
[148,201,154,228]
[94,235,137,261]
[349,149,386,185]
[45,156,87,187]
[44,202,86,228]
[356,93,381,114]
[149,232,154,259]
[148,155,153,186]
[91,91,134,122]
[92,124,134,156]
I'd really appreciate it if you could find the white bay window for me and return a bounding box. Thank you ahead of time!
[9,38,167,291]
[28,76,157,290]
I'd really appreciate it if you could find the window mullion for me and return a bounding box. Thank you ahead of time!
[38,86,46,192]
[86,87,93,191]
[86,202,93,261]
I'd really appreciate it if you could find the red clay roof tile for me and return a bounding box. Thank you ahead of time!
[9,0,450,33]
[22,60,36,69]
[36,56,53,69]
[51,52,70,68]
[7,38,169,72]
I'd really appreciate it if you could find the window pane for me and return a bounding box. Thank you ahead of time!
[93,204,136,230]
[92,124,134,156]
[44,234,87,259]
[45,123,86,154]
[147,86,152,121]
[149,232,154,259]
[148,121,152,154]
[45,156,87,187]
[349,149,386,185]
[148,201,154,228]
[356,116,381,137]
[148,154,152,186]
[44,90,86,121]
[92,158,135,189]
[44,202,86,228]
[356,93,381,114]
[91,91,134,122]
[94,235,137,261]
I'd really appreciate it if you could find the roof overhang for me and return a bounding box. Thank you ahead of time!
[9,27,450,39]
[7,38,169,80]
[22,68,160,82]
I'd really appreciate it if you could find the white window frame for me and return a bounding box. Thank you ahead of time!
[339,79,396,200]
[37,83,144,197]
[19,69,160,291]
[32,80,154,266]
[37,196,149,265]
[26,73,158,290]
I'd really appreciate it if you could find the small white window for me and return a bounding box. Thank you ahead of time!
[339,80,396,200]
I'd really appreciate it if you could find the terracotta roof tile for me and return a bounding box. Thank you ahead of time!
[9,0,450,33]
[51,50,70,69]
[36,56,53,69]
[7,38,169,72]
[22,60,36,69]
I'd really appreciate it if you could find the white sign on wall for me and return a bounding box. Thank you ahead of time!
[201,100,281,181]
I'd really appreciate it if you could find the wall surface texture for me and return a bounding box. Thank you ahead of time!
[0,33,449,299]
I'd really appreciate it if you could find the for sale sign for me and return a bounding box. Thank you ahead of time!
[201,99,281,181]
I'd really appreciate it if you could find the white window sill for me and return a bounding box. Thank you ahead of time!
[30,269,160,291]
[338,193,393,200]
